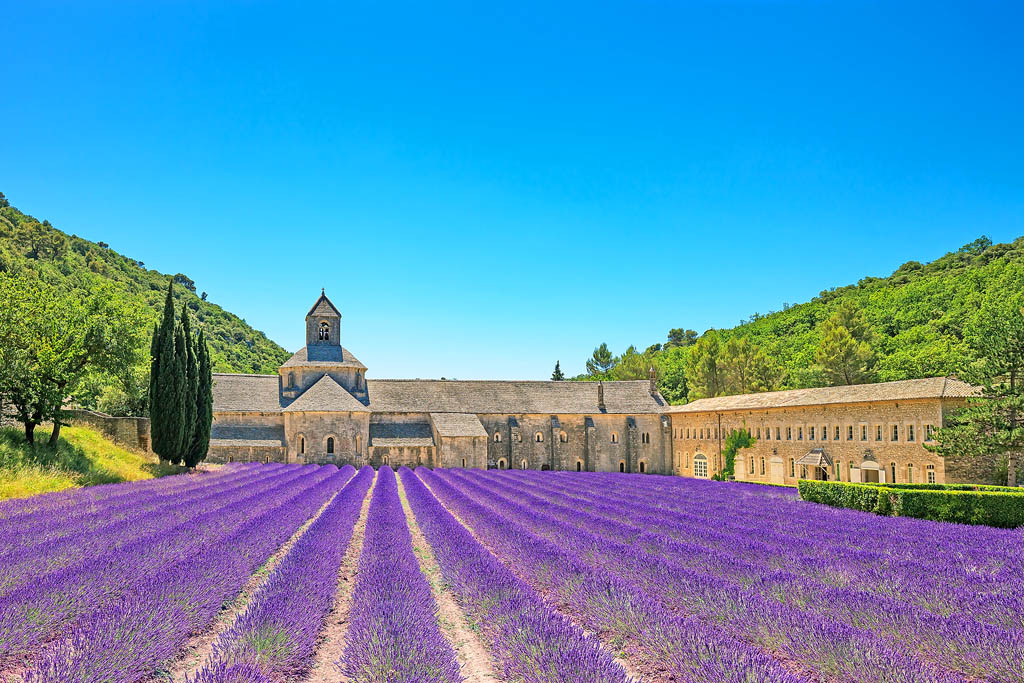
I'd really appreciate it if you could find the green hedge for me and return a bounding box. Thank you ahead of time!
[873,482,1020,493]
[797,480,1024,528]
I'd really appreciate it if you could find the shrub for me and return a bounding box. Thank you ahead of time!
[798,479,1024,528]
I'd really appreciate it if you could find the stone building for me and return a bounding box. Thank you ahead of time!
[667,377,979,485]
[209,292,670,471]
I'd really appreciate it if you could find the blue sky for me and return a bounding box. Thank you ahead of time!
[2,1,1022,379]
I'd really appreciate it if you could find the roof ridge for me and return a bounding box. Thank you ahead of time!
[213,373,277,378]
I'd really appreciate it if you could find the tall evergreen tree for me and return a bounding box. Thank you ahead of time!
[551,361,565,381]
[815,300,875,386]
[180,302,198,459]
[928,294,1024,485]
[150,279,186,464]
[170,322,188,464]
[685,332,724,399]
[586,343,615,376]
[185,329,213,468]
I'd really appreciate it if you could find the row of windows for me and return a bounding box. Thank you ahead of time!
[676,423,936,443]
[493,458,648,473]
[298,435,362,455]
[764,457,937,483]
[493,430,653,444]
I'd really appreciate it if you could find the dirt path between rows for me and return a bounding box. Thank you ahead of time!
[415,472,644,683]
[157,492,340,682]
[396,474,500,683]
[301,470,377,683]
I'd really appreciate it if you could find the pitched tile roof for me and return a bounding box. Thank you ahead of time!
[280,346,366,369]
[283,375,369,413]
[365,379,664,414]
[430,413,488,437]
[369,422,434,447]
[212,374,282,412]
[306,292,341,318]
[209,424,286,448]
[668,376,977,414]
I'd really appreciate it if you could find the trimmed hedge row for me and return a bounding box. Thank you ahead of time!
[875,482,1020,493]
[798,480,1024,528]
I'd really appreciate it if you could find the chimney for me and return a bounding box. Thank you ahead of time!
[649,366,657,395]
[597,381,606,412]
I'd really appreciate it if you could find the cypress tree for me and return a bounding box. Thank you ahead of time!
[180,302,198,460]
[169,322,188,464]
[150,280,185,463]
[186,330,213,468]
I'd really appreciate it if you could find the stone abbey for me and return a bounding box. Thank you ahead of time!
[209,292,980,483]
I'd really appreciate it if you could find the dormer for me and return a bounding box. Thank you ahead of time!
[306,289,341,349]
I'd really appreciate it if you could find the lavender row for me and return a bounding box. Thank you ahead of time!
[515,470,1024,629]
[0,464,332,668]
[339,466,460,683]
[0,463,270,546]
[400,467,629,683]
[190,465,375,682]
[23,465,356,683]
[0,464,305,600]
[419,468,804,683]
[473,470,1021,680]
[0,462,252,526]
[0,465,278,582]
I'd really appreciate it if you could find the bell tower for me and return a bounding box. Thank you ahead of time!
[305,289,342,360]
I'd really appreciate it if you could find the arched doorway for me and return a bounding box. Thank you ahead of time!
[639,461,646,473]
[693,454,708,478]
[541,464,550,471]
[497,458,507,470]
[618,461,625,473]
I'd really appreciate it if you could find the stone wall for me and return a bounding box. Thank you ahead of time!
[65,409,150,452]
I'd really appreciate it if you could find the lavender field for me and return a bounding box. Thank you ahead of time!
[0,463,1021,683]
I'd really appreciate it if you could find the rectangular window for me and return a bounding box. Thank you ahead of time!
[821,425,827,441]
[847,425,854,441]
[786,427,792,440]
[798,427,803,440]
[715,428,719,439]
[927,465,936,483]
[789,458,795,477]
[765,427,770,440]
[892,425,899,441]
[776,427,781,439]
[908,425,915,441]
[809,426,815,440]
[760,457,765,475]
[834,425,840,441]
[876,426,882,441]
[756,427,761,439]
[836,460,842,481]
[861,425,867,441]
[907,463,914,482]
[925,424,935,440]
[750,455,755,474]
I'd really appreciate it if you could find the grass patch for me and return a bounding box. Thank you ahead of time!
[0,425,179,501]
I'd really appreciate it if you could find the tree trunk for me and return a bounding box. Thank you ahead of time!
[25,421,35,444]
[1009,456,1018,487]
[48,420,62,447]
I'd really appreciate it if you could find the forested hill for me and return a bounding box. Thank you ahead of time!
[577,235,1024,404]
[0,192,290,376]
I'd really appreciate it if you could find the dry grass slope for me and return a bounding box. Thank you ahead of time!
[0,425,178,500]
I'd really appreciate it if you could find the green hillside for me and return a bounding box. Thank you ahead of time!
[0,192,289,412]
[579,235,1024,403]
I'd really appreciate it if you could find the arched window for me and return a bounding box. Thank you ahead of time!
[287,372,295,387]
[890,462,897,482]
[541,464,550,471]
[318,321,330,341]
[299,436,305,454]
[462,458,466,468]
[749,455,755,474]
[383,455,389,465]
[498,458,507,469]
[535,432,544,443]
[355,435,361,455]
[907,463,914,482]
[611,432,619,444]
[560,431,568,443]
[326,437,334,454]
[618,461,625,473]
[693,455,708,478]
[760,457,765,476]
[494,432,502,443]
[639,461,646,473]
[576,460,582,472]
[520,459,527,469]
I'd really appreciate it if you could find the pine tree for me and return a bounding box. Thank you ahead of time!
[551,361,565,381]
[185,329,213,468]
[586,343,615,376]
[815,301,875,386]
[928,294,1024,485]
[180,302,198,461]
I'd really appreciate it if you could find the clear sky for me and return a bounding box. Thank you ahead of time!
[2,2,1022,379]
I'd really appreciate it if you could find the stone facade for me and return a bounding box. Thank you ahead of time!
[65,409,151,452]
[208,292,670,472]
[668,378,979,485]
